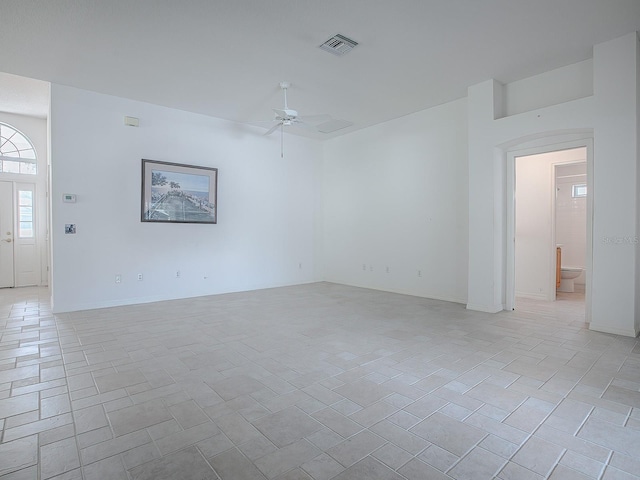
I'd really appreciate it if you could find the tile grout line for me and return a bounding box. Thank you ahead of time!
[504,329,638,479]
[597,450,614,480]
[53,309,85,480]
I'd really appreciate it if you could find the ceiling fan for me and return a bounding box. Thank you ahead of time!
[263,81,331,157]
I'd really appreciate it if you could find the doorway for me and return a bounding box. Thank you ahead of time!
[506,141,593,322]
[0,84,51,291]
[0,180,41,287]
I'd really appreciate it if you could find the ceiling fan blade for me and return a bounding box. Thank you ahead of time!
[264,122,282,136]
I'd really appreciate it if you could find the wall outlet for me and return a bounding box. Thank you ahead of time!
[369,265,373,271]
[418,270,422,277]
[137,273,143,281]
[362,264,367,271]
[298,262,302,269]
[115,274,122,283]
[385,266,390,273]
[176,270,180,278]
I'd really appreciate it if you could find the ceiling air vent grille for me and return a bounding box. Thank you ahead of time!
[319,34,358,56]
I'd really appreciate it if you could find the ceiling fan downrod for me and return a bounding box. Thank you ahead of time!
[280,81,290,110]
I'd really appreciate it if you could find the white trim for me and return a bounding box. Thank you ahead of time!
[322,280,468,306]
[0,155,37,164]
[589,323,639,338]
[515,292,549,301]
[51,280,322,313]
[505,153,515,310]
[549,161,558,302]
[466,303,504,314]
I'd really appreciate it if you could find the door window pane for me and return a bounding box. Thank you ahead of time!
[20,162,37,175]
[20,207,33,221]
[19,222,33,238]
[19,190,33,205]
[3,160,20,173]
[18,190,34,238]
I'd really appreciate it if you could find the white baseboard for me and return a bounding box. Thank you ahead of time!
[322,280,467,306]
[466,303,504,314]
[51,280,321,313]
[589,323,639,338]
[515,291,550,301]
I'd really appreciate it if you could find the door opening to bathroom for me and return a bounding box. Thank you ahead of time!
[509,145,590,319]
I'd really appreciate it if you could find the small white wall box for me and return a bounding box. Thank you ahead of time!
[124,116,139,127]
[62,193,76,203]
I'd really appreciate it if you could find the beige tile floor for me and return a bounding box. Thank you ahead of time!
[1,283,639,479]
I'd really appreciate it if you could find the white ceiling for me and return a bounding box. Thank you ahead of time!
[1,0,639,138]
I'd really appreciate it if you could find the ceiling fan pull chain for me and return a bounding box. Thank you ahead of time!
[281,123,284,158]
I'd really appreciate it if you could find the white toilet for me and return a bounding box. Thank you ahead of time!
[559,267,582,293]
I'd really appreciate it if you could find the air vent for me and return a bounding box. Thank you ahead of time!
[319,34,358,56]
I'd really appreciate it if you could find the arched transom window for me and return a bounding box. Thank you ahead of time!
[0,123,37,175]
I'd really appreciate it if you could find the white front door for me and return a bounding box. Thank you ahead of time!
[0,181,15,287]
[0,181,40,288]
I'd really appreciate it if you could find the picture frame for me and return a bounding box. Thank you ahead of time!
[141,159,218,224]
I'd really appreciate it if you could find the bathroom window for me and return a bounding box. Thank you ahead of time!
[572,184,587,198]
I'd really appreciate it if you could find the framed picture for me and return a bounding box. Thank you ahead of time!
[141,159,217,224]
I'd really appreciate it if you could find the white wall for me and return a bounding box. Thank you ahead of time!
[591,32,639,336]
[503,60,593,117]
[50,85,323,312]
[322,99,468,304]
[0,111,48,285]
[637,33,640,336]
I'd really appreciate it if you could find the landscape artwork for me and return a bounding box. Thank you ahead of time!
[141,159,217,224]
